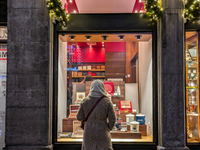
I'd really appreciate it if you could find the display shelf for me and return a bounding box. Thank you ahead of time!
[78,69,105,71]
[186,86,198,89]
[187,113,199,116]
[72,76,105,78]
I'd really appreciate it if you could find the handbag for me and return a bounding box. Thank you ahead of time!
[80,96,105,130]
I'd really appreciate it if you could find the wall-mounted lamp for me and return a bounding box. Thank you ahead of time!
[101,35,108,40]
[69,35,76,41]
[135,35,142,40]
[85,36,92,41]
[118,35,125,40]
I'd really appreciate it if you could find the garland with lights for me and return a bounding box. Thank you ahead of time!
[47,0,200,25]
[185,0,200,20]
[144,0,163,20]
[46,0,69,27]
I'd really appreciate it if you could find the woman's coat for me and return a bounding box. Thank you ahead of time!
[77,96,116,150]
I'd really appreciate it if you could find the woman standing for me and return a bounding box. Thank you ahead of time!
[77,80,116,150]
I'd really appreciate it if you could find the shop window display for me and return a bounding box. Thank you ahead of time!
[0,44,7,148]
[186,32,200,143]
[57,33,153,143]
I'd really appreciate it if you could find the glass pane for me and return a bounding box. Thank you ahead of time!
[57,33,153,143]
[61,0,146,14]
[186,32,199,143]
[0,44,7,148]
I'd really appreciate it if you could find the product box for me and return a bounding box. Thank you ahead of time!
[69,105,79,115]
[88,71,92,76]
[101,65,105,69]
[78,66,82,70]
[103,82,114,94]
[77,72,82,76]
[100,72,105,76]
[96,72,101,76]
[92,66,96,69]
[92,73,96,76]
[119,101,132,113]
[82,72,88,76]
[97,66,101,69]
[73,71,78,76]
[87,66,91,70]
[82,66,87,70]
[136,114,145,125]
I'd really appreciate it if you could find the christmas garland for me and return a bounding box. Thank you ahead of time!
[185,0,200,20]
[144,0,163,20]
[47,0,200,26]
[46,0,69,27]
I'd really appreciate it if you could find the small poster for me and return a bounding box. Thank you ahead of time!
[76,92,85,101]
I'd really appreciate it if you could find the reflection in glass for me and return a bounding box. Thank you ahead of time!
[186,32,199,143]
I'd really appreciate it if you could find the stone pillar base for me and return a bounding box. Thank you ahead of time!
[3,145,53,150]
[157,146,189,150]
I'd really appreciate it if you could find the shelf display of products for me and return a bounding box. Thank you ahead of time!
[186,32,200,143]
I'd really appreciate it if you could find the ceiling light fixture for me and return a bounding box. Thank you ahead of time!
[85,36,92,41]
[135,35,142,40]
[118,35,125,40]
[101,35,108,40]
[69,35,76,41]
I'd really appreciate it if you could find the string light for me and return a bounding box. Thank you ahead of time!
[46,0,69,27]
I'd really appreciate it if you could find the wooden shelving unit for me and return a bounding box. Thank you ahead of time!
[78,69,105,71]
[72,76,105,78]
[186,32,199,142]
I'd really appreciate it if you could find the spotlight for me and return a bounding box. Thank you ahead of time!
[85,36,92,41]
[135,35,142,40]
[118,35,125,40]
[69,35,76,41]
[101,35,108,40]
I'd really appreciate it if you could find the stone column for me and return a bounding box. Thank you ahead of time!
[157,0,188,150]
[4,0,53,149]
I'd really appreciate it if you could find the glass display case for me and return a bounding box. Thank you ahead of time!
[186,32,199,142]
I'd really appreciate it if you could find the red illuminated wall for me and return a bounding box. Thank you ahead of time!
[71,42,125,63]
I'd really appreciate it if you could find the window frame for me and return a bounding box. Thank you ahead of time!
[52,13,158,150]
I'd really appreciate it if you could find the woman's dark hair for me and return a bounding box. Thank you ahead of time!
[85,75,92,81]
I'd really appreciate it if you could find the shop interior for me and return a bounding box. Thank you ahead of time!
[186,31,200,143]
[57,33,153,142]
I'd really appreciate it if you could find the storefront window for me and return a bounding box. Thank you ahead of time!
[57,33,153,143]
[186,32,199,143]
[61,0,146,14]
[0,26,7,148]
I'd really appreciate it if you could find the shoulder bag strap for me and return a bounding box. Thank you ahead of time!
[83,96,105,122]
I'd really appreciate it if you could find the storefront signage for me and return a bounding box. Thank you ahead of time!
[0,45,7,60]
[0,27,7,40]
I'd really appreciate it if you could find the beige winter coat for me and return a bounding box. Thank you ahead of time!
[77,96,116,150]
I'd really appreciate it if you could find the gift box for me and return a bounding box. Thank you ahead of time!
[100,72,105,76]
[88,71,92,76]
[73,71,78,76]
[92,66,96,69]
[82,72,88,76]
[96,72,101,76]
[119,101,132,113]
[92,73,96,76]
[87,66,91,70]
[103,82,114,94]
[136,114,145,125]
[78,66,82,70]
[97,66,101,69]
[101,65,105,69]
[83,66,87,70]
[77,72,82,76]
